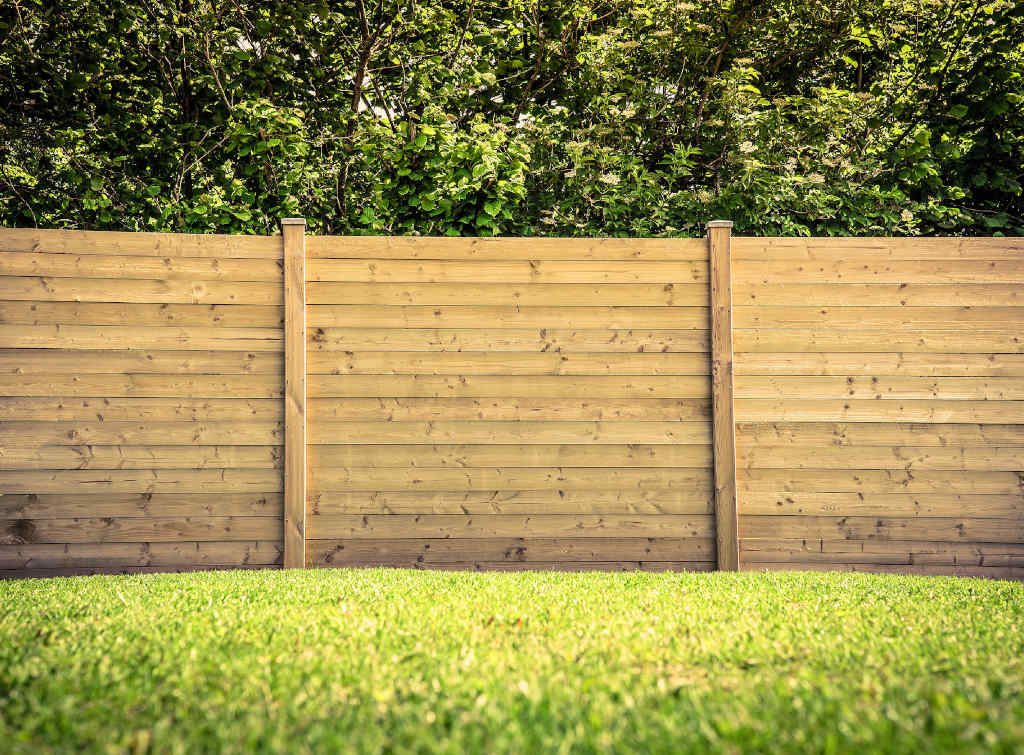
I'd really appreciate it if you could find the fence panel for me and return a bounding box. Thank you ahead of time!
[302,236,717,571]
[732,237,1024,580]
[0,229,285,577]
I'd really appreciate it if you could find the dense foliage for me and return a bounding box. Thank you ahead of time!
[1,0,1022,236]
[2,570,1023,752]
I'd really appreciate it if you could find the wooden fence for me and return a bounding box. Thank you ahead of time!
[1,224,1021,579]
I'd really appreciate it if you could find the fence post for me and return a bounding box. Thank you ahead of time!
[707,220,739,571]
[281,218,307,569]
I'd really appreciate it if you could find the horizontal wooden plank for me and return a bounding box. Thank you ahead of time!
[735,353,1024,377]
[0,228,282,258]
[0,302,283,327]
[740,469,1022,494]
[743,562,1023,579]
[0,421,282,446]
[740,492,1023,519]
[736,422,1024,447]
[309,467,713,492]
[740,445,1024,471]
[308,373,712,397]
[307,259,708,284]
[735,376,1024,400]
[307,236,709,260]
[0,324,283,351]
[735,399,1024,423]
[307,328,710,353]
[731,236,1024,260]
[1,516,281,543]
[734,329,1022,353]
[307,305,709,329]
[734,283,1024,307]
[0,374,283,398]
[0,469,282,494]
[0,541,283,569]
[308,398,711,421]
[307,377,711,400]
[736,260,1024,284]
[0,276,282,305]
[0,251,281,281]
[0,349,283,375]
[308,444,712,469]
[0,493,283,519]
[307,352,711,377]
[743,537,1024,559]
[735,306,1024,330]
[307,537,714,565]
[0,398,282,422]
[740,515,1024,543]
[0,446,282,470]
[308,490,713,515]
[320,561,716,573]
[306,282,708,306]
[1,565,281,579]
[307,421,711,445]
[308,514,714,539]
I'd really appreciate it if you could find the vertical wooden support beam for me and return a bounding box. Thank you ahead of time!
[282,218,307,569]
[707,220,739,571]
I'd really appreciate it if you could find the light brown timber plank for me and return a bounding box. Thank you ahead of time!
[307,305,709,329]
[736,259,1024,284]
[307,537,714,565]
[308,444,712,469]
[739,445,1024,471]
[307,376,711,399]
[309,467,713,492]
[1,516,281,543]
[0,302,283,327]
[307,514,713,539]
[307,259,708,284]
[308,398,711,421]
[731,236,1024,260]
[735,306,1024,329]
[736,422,1024,446]
[0,446,282,470]
[739,469,1023,494]
[734,283,1024,307]
[744,562,1023,579]
[0,349,282,375]
[735,399,1024,423]
[0,228,282,258]
[0,324,282,351]
[307,282,708,306]
[0,469,282,494]
[735,376,1024,400]
[0,398,282,422]
[0,374,283,398]
[308,327,710,353]
[307,421,711,445]
[306,236,709,260]
[740,492,1023,518]
[0,276,282,304]
[734,329,1022,353]
[0,541,283,569]
[0,251,281,281]
[307,490,713,515]
[734,353,1024,377]
[739,515,1023,543]
[0,493,283,519]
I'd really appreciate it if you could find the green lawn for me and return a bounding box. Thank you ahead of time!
[1,569,1022,754]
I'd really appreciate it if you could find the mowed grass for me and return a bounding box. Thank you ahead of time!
[1,570,1022,754]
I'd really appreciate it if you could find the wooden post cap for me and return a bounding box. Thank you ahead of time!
[281,217,306,226]
[706,220,733,229]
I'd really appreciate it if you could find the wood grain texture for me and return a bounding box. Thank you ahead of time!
[0,302,283,327]
[707,222,739,571]
[307,282,709,306]
[731,236,1024,260]
[282,219,306,569]
[0,227,282,258]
